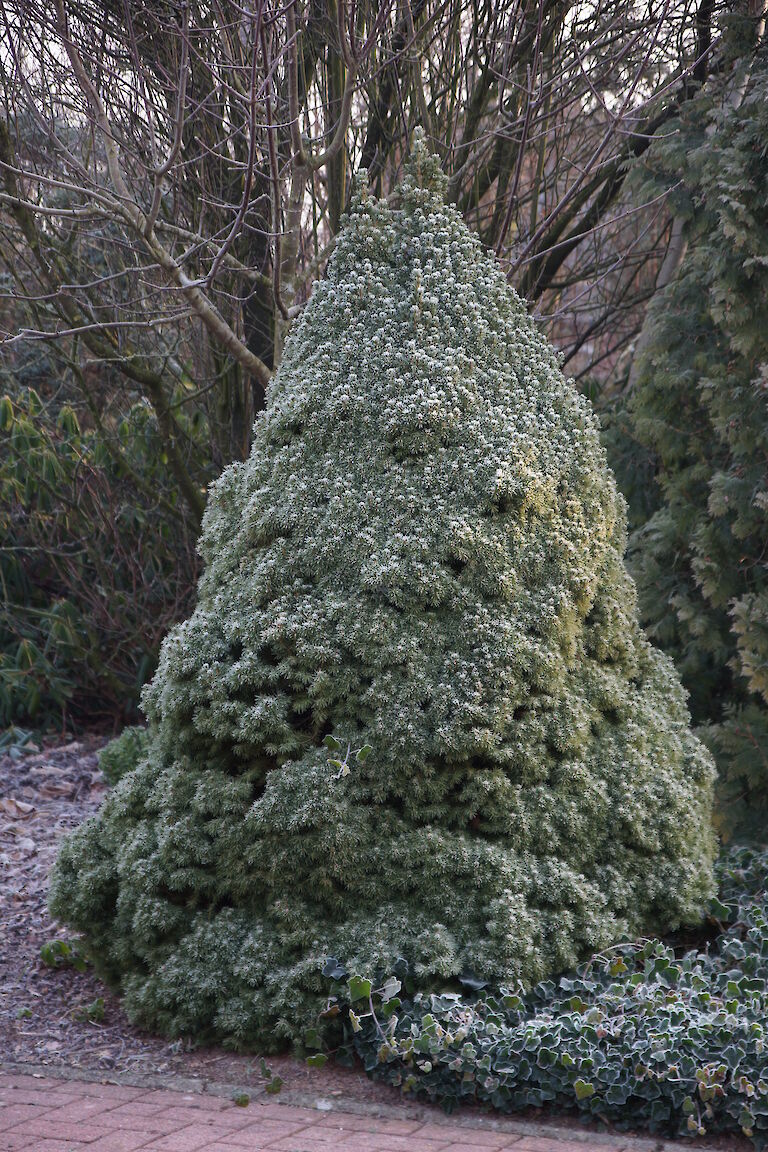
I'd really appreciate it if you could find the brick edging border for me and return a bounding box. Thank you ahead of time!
[1,1059,727,1152]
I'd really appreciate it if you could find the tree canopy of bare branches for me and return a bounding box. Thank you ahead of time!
[0,0,742,525]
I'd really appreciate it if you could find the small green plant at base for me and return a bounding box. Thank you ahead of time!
[74,998,105,1024]
[40,939,87,972]
[232,1093,250,1107]
[260,1059,283,1096]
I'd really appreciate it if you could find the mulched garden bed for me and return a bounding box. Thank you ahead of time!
[0,734,386,1103]
[0,735,751,1150]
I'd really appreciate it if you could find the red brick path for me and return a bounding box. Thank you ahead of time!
[0,1070,726,1152]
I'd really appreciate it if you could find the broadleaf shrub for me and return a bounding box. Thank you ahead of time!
[0,385,201,730]
[331,849,768,1148]
[50,135,715,1051]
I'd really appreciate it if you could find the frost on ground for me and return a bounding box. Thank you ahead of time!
[0,737,377,1101]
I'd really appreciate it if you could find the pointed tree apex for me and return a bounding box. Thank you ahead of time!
[349,169,371,213]
[403,128,448,202]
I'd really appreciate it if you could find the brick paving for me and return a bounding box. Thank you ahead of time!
[0,1071,731,1152]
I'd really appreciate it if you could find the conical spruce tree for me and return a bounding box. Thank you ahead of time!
[50,136,716,1051]
[614,36,768,839]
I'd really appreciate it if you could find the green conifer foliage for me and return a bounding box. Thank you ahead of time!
[50,136,715,1051]
[622,45,768,839]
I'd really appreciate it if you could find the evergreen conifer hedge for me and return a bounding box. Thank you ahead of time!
[50,136,716,1051]
[617,41,768,838]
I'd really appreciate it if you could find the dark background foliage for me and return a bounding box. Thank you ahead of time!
[605,20,768,836]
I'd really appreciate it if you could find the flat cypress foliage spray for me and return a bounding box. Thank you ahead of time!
[617,33,768,840]
[50,134,715,1050]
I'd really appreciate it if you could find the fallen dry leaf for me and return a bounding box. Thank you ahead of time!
[37,781,76,799]
[28,764,70,778]
[2,820,36,837]
[0,797,35,818]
